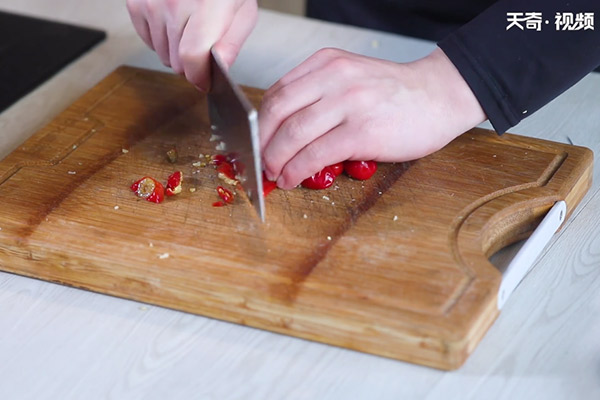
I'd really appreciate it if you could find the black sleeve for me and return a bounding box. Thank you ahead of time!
[438,0,600,134]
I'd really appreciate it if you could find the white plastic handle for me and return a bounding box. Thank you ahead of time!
[497,201,567,309]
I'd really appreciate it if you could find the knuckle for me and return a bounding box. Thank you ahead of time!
[266,83,292,107]
[144,0,161,16]
[281,115,306,142]
[303,141,325,165]
[165,0,179,12]
[314,47,340,60]
[262,85,295,121]
[327,57,355,76]
[260,95,283,121]
[346,86,371,108]
[273,84,293,102]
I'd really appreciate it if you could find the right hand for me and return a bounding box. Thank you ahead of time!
[126,0,258,90]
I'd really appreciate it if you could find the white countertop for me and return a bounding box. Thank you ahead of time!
[1,1,599,399]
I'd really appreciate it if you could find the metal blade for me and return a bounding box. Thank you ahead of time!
[208,47,265,221]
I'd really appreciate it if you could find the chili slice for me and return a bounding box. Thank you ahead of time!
[217,162,236,180]
[216,186,234,204]
[301,166,336,190]
[165,171,183,196]
[131,177,165,203]
[262,172,277,197]
[211,154,226,166]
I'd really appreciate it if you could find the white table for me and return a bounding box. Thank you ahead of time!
[1,1,599,399]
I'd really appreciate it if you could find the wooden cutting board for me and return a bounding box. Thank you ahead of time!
[0,66,593,370]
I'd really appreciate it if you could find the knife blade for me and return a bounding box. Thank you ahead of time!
[207,47,265,222]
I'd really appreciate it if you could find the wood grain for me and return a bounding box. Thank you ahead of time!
[0,3,599,398]
[0,66,593,370]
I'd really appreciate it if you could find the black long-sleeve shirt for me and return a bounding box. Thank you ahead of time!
[307,0,600,133]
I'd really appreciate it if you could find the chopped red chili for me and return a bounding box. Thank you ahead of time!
[165,171,183,196]
[211,154,227,166]
[216,186,234,204]
[212,201,226,207]
[262,172,277,197]
[301,167,336,190]
[131,177,165,203]
[217,162,236,180]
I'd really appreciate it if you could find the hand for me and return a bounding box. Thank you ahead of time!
[259,47,487,189]
[126,0,258,90]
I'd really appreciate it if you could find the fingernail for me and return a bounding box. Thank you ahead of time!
[265,170,275,181]
[195,85,207,93]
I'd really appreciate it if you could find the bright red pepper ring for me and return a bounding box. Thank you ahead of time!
[131,176,165,203]
[166,171,183,196]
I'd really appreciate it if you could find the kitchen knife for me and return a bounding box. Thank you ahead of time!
[208,47,265,221]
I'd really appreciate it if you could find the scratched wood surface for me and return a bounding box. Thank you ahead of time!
[0,66,593,370]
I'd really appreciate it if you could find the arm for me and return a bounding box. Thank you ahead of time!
[259,47,487,189]
[439,0,600,133]
[260,1,599,189]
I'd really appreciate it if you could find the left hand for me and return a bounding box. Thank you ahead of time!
[259,47,487,189]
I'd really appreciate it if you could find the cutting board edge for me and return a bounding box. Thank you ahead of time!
[0,252,484,370]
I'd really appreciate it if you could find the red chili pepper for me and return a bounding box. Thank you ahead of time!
[301,166,336,190]
[165,171,183,196]
[131,177,165,203]
[216,186,234,204]
[262,172,277,197]
[344,160,377,180]
[217,162,236,180]
[328,162,344,176]
[212,201,226,207]
[211,154,227,166]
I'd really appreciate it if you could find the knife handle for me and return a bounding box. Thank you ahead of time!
[497,200,566,310]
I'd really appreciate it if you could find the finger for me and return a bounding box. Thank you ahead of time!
[213,0,258,68]
[262,98,344,181]
[259,69,331,154]
[179,9,233,90]
[266,48,347,96]
[276,124,357,190]
[178,12,213,90]
[166,15,190,74]
[146,13,171,67]
[127,4,153,49]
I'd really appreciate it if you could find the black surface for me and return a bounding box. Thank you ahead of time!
[0,11,106,113]
[308,0,600,135]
